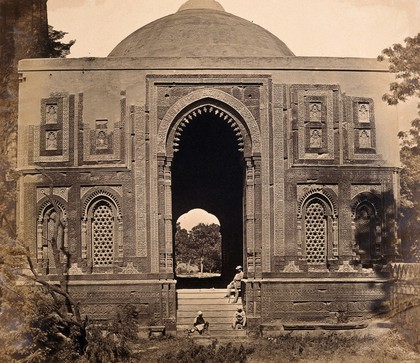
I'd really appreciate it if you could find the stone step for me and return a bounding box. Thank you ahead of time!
[178,303,242,311]
[177,321,243,331]
[178,310,241,318]
[177,289,226,293]
[177,288,246,338]
[177,291,227,297]
[177,329,247,338]
[177,318,239,326]
[178,295,233,304]
[177,289,241,298]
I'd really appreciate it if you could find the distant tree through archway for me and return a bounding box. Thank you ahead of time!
[175,209,222,278]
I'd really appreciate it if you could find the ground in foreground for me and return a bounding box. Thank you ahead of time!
[133,323,419,363]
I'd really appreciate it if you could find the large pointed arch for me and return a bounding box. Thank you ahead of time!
[155,88,263,280]
[157,88,262,157]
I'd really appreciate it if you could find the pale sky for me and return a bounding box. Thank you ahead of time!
[177,209,220,231]
[48,0,420,59]
[47,0,420,227]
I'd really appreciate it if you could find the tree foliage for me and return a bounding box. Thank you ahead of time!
[0,178,138,361]
[378,34,420,105]
[175,222,222,274]
[0,231,86,362]
[397,121,420,261]
[378,33,420,261]
[0,154,18,236]
[46,25,76,58]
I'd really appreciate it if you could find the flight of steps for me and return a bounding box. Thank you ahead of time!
[177,288,247,338]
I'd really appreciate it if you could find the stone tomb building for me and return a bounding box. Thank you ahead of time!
[17,0,400,333]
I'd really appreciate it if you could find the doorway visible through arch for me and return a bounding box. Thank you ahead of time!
[171,104,244,288]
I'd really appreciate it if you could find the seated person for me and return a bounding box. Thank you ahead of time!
[232,308,247,329]
[190,311,209,335]
[225,265,243,303]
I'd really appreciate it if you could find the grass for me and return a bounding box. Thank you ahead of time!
[129,327,420,363]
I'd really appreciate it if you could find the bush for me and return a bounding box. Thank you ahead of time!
[158,341,251,363]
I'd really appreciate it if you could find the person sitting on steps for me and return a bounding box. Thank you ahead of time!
[232,308,247,329]
[225,265,243,303]
[188,311,209,335]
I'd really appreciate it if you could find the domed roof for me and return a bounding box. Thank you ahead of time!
[108,0,294,58]
[178,0,225,12]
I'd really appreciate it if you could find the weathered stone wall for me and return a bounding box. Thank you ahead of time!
[17,56,400,329]
[69,281,177,332]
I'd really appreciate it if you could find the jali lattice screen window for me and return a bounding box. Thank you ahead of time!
[305,199,326,264]
[92,201,115,266]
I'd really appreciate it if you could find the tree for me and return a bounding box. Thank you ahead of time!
[0,182,88,362]
[46,25,76,58]
[175,222,222,274]
[190,223,222,273]
[378,33,420,261]
[0,155,18,235]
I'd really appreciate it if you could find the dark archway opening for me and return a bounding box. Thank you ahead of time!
[355,203,376,268]
[172,107,244,288]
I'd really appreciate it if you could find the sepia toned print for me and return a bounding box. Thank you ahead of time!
[1,0,419,361]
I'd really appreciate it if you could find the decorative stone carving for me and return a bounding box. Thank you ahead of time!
[45,131,58,150]
[157,87,262,156]
[120,262,140,274]
[347,97,382,161]
[358,103,370,123]
[37,187,69,203]
[283,261,301,272]
[350,185,381,201]
[359,130,371,148]
[133,106,148,258]
[46,104,58,124]
[292,85,337,162]
[309,102,322,122]
[172,104,245,153]
[95,120,109,150]
[297,184,339,217]
[80,187,124,267]
[81,187,122,219]
[34,93,71,163]
[68,263,83,275]
[305,201,326,264]
[338,261,357,272]
[83,122,120,161]
[309,129,322,148]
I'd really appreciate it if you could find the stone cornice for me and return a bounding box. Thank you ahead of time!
[18,56,389,72]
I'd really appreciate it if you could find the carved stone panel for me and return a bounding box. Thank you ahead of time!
[33,93,72,163]
[290,85,339,163]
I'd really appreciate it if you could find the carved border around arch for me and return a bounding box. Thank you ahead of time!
[170,103,248,154]
[157,88,262,155]
[297,187,338,218]
[37,198,67,222]
[81,187,124,262]
[37,197,68,263]
[350,192,383,260]
[81,188,122,221]
[350,192,381,220]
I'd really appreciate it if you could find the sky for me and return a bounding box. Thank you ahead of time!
[177,209,220,230]
[47,0,420,228]
[48,0,420,59]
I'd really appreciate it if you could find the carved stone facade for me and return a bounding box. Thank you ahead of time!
[17,1,400,333]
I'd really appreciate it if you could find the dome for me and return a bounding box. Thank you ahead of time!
[178,0,225,12]
[108,0,294,58]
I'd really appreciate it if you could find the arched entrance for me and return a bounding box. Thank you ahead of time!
[157,89,262,287]
[172,103,244,287]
